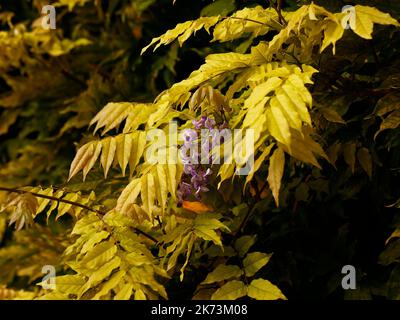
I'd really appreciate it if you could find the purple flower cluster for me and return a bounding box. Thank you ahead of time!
[177,116,226,203]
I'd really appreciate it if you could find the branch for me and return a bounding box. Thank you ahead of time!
[0,186,159,244]
[272,0,287,26]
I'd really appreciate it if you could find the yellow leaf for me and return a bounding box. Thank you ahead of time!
[90,102,132,135]
[166,164,178,200]
[114,283,133,300]
[123,104,156,132]
[343,143,356,173]
[93,270,126,300]
[243,252,272,277]
[48,275,85,295]
[101,137,117,178]
[266,6,309,60]
[167,233,192,271]
[72,213,102,235]
[116,178,142,214]
[201,264,243,285]
[82,241,117,269]
[247,278,286,300]
[80,230,110,255]
[34,188,54,217]
[193,214,228,246]
[180,234,195,281]
[141,172,155,219]
[278,128,327,169]
[272,93,302,131]
[243,77,282,111]
[217,163,235,188]
[245,144,274,189]
[129,131,146,175]
[56,192,79,220]
[142,17,220,54]
[116,134,133,176]
[321,17,344,54]
[79,256,121,298]
[46,190,64,219]
[134,288,147,300]
[36,292,69,300]
[234,235,257,258]
[281,82,312,125]
[357,147,373,179]
[194,227,222,247]
[267,105,291,147]
[154,165,168,212]
[353,5,400,40]
[211,280,247,300]
[267,147,285,207]
[319,107,346,124]
[212,6,276,42]
[386,229,400,245]
[68,142,95,180]
[375,110,400,139]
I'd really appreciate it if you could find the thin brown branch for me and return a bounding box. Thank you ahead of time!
[272,0,287,26]
[0,186,159,244]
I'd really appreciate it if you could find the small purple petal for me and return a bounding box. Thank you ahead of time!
[204,117,216,130]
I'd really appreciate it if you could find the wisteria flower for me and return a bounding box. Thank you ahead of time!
[192,116,207,130]
[177,116,223,201]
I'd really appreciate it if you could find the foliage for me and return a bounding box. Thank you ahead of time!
[0,0,399,300]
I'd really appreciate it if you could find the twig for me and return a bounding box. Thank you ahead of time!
[0,186,159,244]
[232,181,262,238]
[272,0,287,26]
